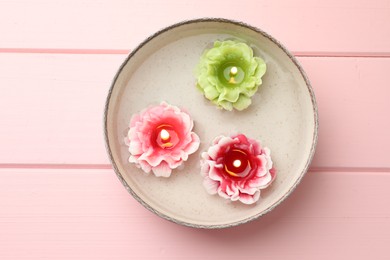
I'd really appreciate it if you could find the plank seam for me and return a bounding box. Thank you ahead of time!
[1,48,390,58]
[1,164,390,173]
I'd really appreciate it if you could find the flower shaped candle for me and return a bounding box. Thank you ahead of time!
[200,134,276,205]
[125,102,200,177]
[196,40,266,111]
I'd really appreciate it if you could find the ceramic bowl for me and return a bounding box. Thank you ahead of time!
[104,18,318,228]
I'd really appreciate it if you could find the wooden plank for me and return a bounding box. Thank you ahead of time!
[0,168,389,259]
[0,53,123,164]
[0,54,389,168]
[299,57,390,169]
[0,0,389,54]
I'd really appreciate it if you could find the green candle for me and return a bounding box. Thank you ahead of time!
[196,40,266,111]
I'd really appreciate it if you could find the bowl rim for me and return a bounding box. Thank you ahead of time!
[103,17,319,229]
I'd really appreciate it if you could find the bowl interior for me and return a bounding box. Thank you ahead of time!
[105,19,317,228]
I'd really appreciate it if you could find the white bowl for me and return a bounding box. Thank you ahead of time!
[104,18,318,228]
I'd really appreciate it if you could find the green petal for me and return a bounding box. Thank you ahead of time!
[206,48,224,61]
[240,78,256,90]
[233,95,252,111]
[206,63,217,76]
[214,41,223,47]
[204,86,220,100]
[214,82,226,93]
[196,83,204,92]
[207,73,218,86]
[234,42,253,61]
[197,75,210,90]
[218,87,240,102]
[254,57,266,79]
[240,82,258,97]
[247,58,258,76]
[216,100,233,111]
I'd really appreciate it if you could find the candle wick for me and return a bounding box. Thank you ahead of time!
[233,159,241,168]
[230,66,238,76]
[160,129,170,141]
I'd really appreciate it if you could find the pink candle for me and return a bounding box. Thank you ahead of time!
[125,102,200,177]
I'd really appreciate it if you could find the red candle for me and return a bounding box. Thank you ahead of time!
[200,134,276,204]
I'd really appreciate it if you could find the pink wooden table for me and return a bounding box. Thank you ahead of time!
[1,0,389,259]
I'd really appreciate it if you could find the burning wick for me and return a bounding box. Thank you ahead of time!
[230,66,238,76]
[160,129,170,141]
[233,159,242,168]
[229,66,239,84]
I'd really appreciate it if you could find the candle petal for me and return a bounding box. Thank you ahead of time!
[195,40,267,111]
[254,57,267,82]
[200,134,276,205]
[129,140,143,155]
[232,95,252,111]
[184,132,201,154]
[238,191,260,205]
[218,87,240,103]
[218,100,234,111]
[247,58,259,76]
[203,86,220,100]
[203,177,219,195]
[126,102,200,177]
[152,161,172,177]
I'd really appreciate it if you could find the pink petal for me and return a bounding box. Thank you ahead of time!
[217,189,231,200]
[238,185,258,195]
[251,141,262,155]
[207,136,235,160]
[225,184,235,196]
[129,114,141,128]
[138,160,152,173]
[141,153,164,167]
[262,147,273,170]
[208,164,224,182]
[226,185,240,201]
[183,132,200,155]
[180,134,192,147]
[207,145,220,160]
[252,173,273,189]
[124,137,130,146]
[127,127,138,140]
[129,140,143,155]
[148,104,166,118]
[238,191,260,205]
[256,155,268,177]
[235,134,249,144]
[129,155,139,164]
[179,150,189,161]
[217,136,236,147]
[161,101,180,114]
[270,168,277,183]
[152,161,172,177]
[164,157,183,169]
[200,161,210,174]
[141,147,154,158]
[212,135,224,145]
[180,113,193,132]
[203,177,219,194]
[201,152,211,160]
